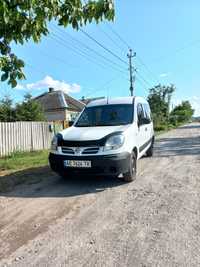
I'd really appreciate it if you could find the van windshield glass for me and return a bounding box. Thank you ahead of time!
[75,104,134,127]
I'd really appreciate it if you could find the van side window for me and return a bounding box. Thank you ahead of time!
[137,103,145,124]
[143,104,152,122]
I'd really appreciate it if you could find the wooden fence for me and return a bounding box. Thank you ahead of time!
[0,121,63,157]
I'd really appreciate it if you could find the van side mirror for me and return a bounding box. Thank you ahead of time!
[138,117,151,126]
[142,117,151,124]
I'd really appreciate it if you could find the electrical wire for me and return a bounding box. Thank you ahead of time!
[80,29,128,66]
[136,57,160,84]
[136,71,153,88]
[49,33,115,71]
[106,24,161,85]
[106,23,130,49]
[37,47,78,69]
[51,25,127,74]
[84,72,128,98]
[98,26,126,54]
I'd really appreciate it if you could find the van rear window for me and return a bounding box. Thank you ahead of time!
[75,104,134,127]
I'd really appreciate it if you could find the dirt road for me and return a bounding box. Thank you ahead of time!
[0,123,200,267]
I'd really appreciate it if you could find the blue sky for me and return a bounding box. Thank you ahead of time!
[1,0,200,115]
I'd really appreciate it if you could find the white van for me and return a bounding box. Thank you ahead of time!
[49,96,154,182]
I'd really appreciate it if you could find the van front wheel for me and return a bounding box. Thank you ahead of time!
[146,137,154,157]
[123,152,137,182]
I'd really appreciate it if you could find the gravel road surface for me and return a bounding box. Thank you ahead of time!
[0,123,200,267]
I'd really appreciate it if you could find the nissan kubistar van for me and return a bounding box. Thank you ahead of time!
[49,96,154,182]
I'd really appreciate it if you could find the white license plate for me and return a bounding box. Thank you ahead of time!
[64,160,91,168]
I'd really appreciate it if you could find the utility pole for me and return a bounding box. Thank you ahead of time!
[127,49,136,96]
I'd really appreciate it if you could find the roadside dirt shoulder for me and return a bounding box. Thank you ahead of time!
[0,123,200,267]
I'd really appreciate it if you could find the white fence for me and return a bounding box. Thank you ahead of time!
[0,122,55,157]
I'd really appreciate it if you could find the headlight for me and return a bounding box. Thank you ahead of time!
[51,135,58,151]
[104,134,125,151]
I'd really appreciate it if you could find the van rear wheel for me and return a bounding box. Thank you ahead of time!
[123,152,137,182]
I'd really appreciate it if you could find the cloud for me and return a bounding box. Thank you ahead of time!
[17,75,81,94]
[159,73,169,78]
[15,84,25,90]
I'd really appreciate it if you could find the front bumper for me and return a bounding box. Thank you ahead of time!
[49,152,130,176]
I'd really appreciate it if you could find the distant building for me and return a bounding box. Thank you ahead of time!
[35,88,85,121]
[80,96,105,105]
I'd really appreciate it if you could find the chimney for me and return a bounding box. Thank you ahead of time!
[49,87,54,93]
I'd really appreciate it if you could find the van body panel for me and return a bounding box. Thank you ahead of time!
[49,96,154,178]
[61,125,130,141]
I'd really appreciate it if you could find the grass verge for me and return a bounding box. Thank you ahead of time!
[0,150,49,172]
[0,150,49,193]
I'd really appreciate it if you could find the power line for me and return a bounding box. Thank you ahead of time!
[98,26,126,54]
[80,29,128,66]
[81,27,154,95]
[136,57,160,84]
[136,77,150,95]
[49,33,115,71]
[49,29,128,75]
[37,47,78,69]
[136,71,153,88]
[106,24,161,85]
[52,25,127,74]
[106,23,130,49]
[84,72,128,98]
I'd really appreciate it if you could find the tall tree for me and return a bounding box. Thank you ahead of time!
[147,84,175,130]
[15,93,46,121]
[0,95,15,121]
[0,0,114,87]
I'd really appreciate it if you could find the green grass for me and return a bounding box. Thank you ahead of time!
[0,150,49,172]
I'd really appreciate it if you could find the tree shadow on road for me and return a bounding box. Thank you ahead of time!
[178,124,200,130]
[154,135,200,157]
[0,166,124,198]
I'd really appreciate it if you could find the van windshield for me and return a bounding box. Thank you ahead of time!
[75,104,134,127]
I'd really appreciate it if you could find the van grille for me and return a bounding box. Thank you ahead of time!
[82,147,99,154]
[61,146,100,155]
[61,147,75,154]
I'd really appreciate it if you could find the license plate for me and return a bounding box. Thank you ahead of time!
[64,160,91,168]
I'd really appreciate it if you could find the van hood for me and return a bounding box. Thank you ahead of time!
[61,125,130,141]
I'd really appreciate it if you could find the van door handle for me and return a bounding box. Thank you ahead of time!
[145,127,148,131]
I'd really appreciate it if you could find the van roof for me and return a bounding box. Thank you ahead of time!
[87,96,147,107]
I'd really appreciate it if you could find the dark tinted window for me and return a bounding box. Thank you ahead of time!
[137,103,145,121]
[143,103,152,121]
[75,104,134,127]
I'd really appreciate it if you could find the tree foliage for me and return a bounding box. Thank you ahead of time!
[147,84,175,130]
[0,0,114,87]
[0,95,15,121]
[15,93,46,121]
[170,101,194,125]
[0,94,46,121]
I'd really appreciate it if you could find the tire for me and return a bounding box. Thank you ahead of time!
[146,137,154,157]
[123,151,137,182]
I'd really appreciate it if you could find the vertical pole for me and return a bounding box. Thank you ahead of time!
[127,49,136,96]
